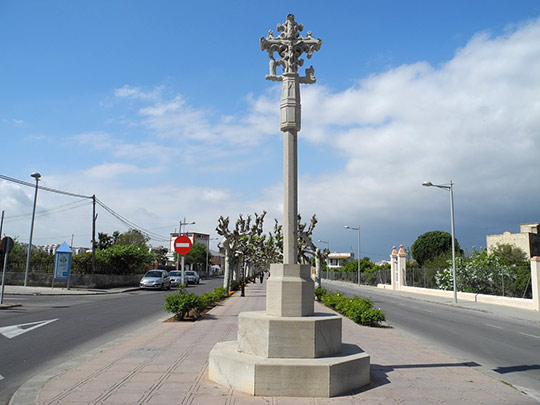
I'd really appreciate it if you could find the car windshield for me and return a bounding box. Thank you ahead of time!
[169,271,181,276]
[145,271,162,278]
[186,271,195,276]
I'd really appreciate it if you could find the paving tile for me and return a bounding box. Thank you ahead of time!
[36,282,538,405]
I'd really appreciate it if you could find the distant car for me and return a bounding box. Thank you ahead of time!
[169,271,183,287]
[139,270,171,290]
[184,270,200,285]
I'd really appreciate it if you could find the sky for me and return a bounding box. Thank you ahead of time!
[2,1,540,261]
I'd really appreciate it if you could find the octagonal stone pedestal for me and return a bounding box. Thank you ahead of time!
[209,341,370,397]
[238,311,342,358]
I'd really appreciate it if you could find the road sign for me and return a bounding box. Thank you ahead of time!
[0,237,14,254]
[174,236,192,255]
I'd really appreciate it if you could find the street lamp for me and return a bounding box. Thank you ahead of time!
[345,225,361,286]
[422,180,457,304]
[24,172,41,287]
[318,239,329,251]
[318,239,329,279]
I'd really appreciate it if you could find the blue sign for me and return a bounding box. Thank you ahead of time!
[54,242,72,279]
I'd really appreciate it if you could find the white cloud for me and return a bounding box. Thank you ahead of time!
[82,163,162,179]
[5,18,540,258]
[295,18,540,230]
[114,85,163,101]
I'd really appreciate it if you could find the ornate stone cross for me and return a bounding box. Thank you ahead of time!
[260,14,321,265]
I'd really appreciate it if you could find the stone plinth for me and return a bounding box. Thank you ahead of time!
[266,263,314,317]
[237,311,341,358]
[209,341,370,397]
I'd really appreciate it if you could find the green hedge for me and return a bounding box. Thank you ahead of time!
[316,289,385,327]
[164,286,229,321]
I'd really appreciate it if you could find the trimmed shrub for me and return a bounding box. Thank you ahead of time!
[212,287,228,301]
[164,290,200,320]
[317,290,385,327]
[314,287,327,301]
[164,286,230,321]
[360,308,386,326]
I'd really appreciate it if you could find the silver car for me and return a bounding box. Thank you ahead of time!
[169,271,183,287]
[139,270,171,290]
[184,270,200,285]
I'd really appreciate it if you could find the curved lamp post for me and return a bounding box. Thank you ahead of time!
[24,172,41,287]
[345,225,361,286]
[318,239,330,279]
[422,180,457,304]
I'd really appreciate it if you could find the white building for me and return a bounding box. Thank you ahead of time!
[327,252,355,269]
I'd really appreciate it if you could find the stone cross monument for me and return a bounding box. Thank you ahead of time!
[209,15,370,397]
[260,14,321,265]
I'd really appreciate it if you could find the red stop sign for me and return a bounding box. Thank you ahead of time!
[174,236,192,255]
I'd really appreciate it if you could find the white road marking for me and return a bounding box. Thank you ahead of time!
[485,324,503,329]
[0,374,4,381]
[176,243,190,248]
[519,332,540,340]
[0,319,58,339]
[422,308,434,313]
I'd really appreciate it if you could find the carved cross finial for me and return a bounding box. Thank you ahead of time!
[260,14,321,80]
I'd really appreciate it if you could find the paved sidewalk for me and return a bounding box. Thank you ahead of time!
[10,282,537,404]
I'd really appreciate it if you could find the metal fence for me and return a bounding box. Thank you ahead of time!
[406,267,439,289]
[322,266,532,299]
[321,269,390,286]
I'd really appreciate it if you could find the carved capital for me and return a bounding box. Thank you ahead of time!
[261,14,321,77]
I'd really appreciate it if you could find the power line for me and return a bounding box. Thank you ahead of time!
[4,200,91,222]
[1,173,170,243]
[95,198,169,242]
[0,174,92,199]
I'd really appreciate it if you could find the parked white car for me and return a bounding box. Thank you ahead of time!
[139,270,171,290]
[185,270,200,285]
[169,271,183,287]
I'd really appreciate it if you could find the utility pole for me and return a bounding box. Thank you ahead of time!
[0,210,4,239]
[92,194,97,274]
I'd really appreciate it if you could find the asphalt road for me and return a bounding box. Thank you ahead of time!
[0,277,223,404]
[324,281,540,401]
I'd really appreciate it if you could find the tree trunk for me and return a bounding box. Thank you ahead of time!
[223,251,231,291]
[315,252,321,289]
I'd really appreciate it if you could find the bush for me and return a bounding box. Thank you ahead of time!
[199,292,216,310]
[212,287,228,301]
[164,286,230,321]
[321,291,344,309]
[318,290,385,327]
[314,287,327,301]
[360,308,386,326]
[164,290,200,320]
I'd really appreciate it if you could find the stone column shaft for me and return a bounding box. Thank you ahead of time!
[283,129,298,264]
[280,73,300,265]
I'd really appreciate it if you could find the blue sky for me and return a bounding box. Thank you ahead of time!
[2,1,540,260]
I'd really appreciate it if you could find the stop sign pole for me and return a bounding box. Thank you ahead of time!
[174,235,192,286]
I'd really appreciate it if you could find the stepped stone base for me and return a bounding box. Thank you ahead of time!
[209,341,370,397]
[238,311,342,358]
[266,263,314,317]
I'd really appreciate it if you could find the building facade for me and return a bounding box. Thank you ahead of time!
[327,252,355,269]
[486,223,540,258]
